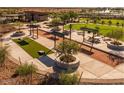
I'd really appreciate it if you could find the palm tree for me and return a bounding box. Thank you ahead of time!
[60,13,69,32]
[60,13,69,41]
[68,11,78,23]
[15,63,37,84]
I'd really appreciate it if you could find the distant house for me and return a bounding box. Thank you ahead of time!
[24,11,48,22]
[0,11,48,23]
[0,13,24,23]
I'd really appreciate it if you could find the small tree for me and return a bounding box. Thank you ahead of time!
[93,19,97,24]
[60,13,69,32]
[15,63,37,84]
[108,20,112,26]
[50,18,61,27]
[86,19,89,24]
[14,21,23,32]
[57,40,79,63]
[116,22,120,26]
[122,23,124,28]
[68,11,78,23]
[101,20,105,25]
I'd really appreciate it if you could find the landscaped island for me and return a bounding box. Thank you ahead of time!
[13,37,53,58]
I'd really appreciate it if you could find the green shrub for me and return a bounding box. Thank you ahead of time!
[15,63,37,76]
[0,47,7,66]
[59,73,78,85]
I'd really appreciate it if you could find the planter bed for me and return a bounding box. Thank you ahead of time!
[55,55,80,73]
[107,42,124,51]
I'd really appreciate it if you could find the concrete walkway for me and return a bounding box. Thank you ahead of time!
[2,32,53,73]
[24,29,124,79]
[37,21,124,58]
[3,29,124,79]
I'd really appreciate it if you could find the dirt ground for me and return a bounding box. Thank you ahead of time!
[0,57,44,85]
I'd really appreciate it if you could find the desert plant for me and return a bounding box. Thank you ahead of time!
[40,73,79,85]
[58,73,78,85]
[57,40,79,63]
[15,63,37,84]
[0,47,8,67]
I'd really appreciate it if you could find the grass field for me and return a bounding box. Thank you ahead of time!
[80,18,124,26]
[99,19,124,25]
[13,37,53,58]
[64,23,124,41]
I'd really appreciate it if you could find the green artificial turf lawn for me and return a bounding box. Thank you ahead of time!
[64,23,124,41]
[13,37,53,58]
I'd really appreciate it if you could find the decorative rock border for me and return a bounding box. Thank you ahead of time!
[107,42,124,51]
